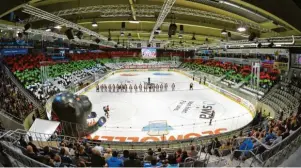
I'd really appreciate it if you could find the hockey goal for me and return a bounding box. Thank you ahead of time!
[147,120,169,136]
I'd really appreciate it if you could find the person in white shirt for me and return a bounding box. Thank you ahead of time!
[93,144,104,155]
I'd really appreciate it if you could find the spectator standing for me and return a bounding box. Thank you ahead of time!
[188,146,198,158]
[106,151,123,167]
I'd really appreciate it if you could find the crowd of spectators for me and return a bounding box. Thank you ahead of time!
[18,136,207,167]
[199,106,301,162]
[0,68,35,121]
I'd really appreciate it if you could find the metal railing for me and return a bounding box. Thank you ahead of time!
[0,141,48,167]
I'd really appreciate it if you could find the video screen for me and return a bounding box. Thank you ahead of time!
[141,48,156,59]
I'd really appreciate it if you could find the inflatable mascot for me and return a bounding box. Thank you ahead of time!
[51,92,99,137]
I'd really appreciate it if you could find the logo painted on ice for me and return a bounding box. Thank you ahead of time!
[170,100,223,120]
[142,123,173,132]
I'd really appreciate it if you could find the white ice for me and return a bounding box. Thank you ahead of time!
[84,71,253,142]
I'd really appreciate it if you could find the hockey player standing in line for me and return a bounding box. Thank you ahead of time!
[149,85,152,92]
[160,83,163,91]
[134,84,138,92]
[209,110,215,126]
[189,82,193,90]
[129,84,133,92]
[139,83,143,92]
[204,76,206,85]
[164,83,168,91]
[116,84,119,92]
[156,84,159,92]
[144,84,147,92]
[193,75,195,81]
[172,83,175,91]
[112,84,115,92]
[124,84,128,92]
[108,84,112,92]
[104,84,107,92]
[199,78,202,84]
[96,84,99,92]
[152,85,155,92]
[100,84,104,92]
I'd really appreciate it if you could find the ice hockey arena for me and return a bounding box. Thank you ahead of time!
[1,0,301,167]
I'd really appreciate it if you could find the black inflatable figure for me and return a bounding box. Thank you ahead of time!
[52,92,98,137]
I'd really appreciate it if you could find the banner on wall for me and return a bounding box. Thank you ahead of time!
[1,48,28,56]
[273,62,288,71]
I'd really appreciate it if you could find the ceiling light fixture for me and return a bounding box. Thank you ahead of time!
[237,26,246,32]
[178,34,183,39]
[129,20,139,24]
[221,29,227,35]
[92,20,98,27]
[45,28,51,32]
[155,27,161,33]
[54,25,62,29]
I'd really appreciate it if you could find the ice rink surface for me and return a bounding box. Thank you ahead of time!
[84,71,253,142]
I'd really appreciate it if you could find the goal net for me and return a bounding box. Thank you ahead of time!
[147,120,169,136]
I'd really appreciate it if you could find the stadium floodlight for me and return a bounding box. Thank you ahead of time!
[237,26,246,32]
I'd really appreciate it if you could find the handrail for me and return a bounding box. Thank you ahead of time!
[0,130,12,139]
[0,110,23,124]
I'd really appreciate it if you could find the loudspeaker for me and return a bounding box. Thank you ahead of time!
[65,28,74,40]
[227,32,231,38]
[95,38,100,43]
[257,43,262,48]
[121,22,125,29]
[76,31,83,39]
[248,32,256,41]
[17,33,23,38]
[24,23,31,31]
[179,25,184,34]
[168,23,177,35]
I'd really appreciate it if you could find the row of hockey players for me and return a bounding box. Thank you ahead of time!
[96,83,176,92]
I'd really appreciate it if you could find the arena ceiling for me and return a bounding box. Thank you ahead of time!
[1,0,301,48]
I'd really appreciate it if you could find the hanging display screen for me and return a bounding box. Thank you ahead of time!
[141,48,156,59]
